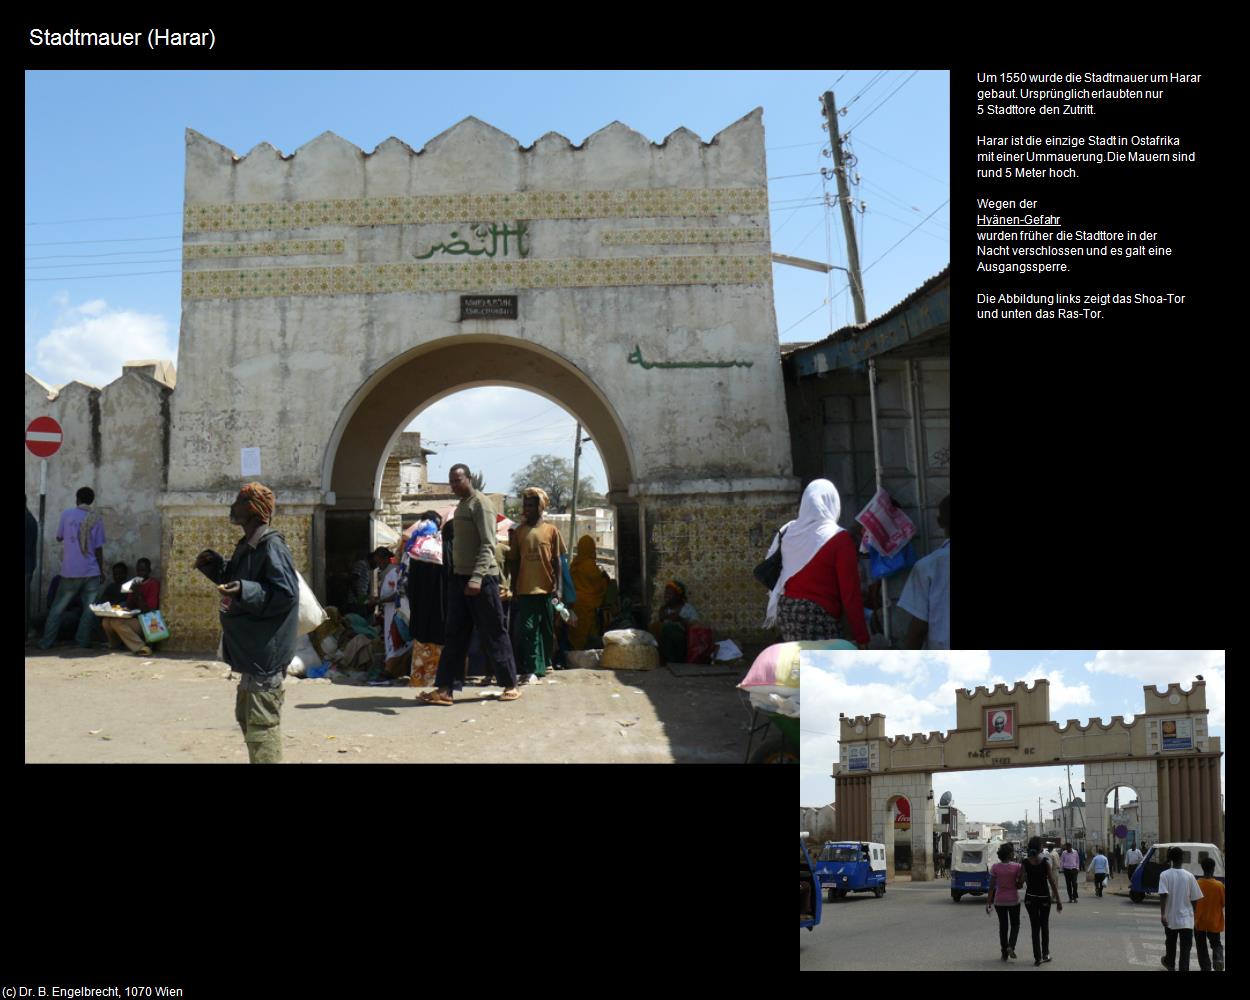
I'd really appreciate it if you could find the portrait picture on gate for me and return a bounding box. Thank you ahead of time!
[984,706,1016,746]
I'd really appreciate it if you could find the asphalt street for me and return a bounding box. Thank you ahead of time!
[800,872,1226,971]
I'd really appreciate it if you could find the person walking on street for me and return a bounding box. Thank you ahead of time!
[986,842,1025,961]
[1022,836,1062,966]
[1193,856,1225,971]
[1158,845,1204,971]
[1088,846,1111,897]
[421,464,520,705]
[1126,844,1144,883]
[1114,844,1123,875]
[37,486,107,650]
[194,482,299,764]
[1059,842,1081,902]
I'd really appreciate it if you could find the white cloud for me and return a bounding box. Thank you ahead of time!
[1084,651,1224,728]
[1039,670,1094,715]
[34,296,174,388]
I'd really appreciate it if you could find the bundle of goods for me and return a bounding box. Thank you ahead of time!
[736,640,856,717]
[600,628,660,671]
[563,648,604,670]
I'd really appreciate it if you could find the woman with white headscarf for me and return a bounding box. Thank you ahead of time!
[763,479,869,647]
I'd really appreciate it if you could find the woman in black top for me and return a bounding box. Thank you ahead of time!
[1022,836,1063,965]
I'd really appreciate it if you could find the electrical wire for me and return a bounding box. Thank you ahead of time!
[862,198,950,273]
[849,135,948,184]
[843,71,890,110]
[26,211,182,227]
[26,246,192,261]
[865,206,948,241]
[26,269,182,281]
[844,71,920,137]
[25,258,183,270]
[25,235,182,247]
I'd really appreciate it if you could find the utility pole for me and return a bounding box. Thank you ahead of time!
[821,91,892,643]
[567,422,590,554]
[821,92,867,325]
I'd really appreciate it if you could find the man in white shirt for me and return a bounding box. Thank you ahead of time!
[900,495,949,649]
[1125,845,1144,882]
[1158,846,1204,971]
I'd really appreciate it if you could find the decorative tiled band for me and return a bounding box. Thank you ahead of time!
[183,188,769,233]
[602,227,766,245]
[183,239,345,259]
[182,255,772,300]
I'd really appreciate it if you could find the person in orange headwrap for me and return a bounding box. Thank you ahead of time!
[567,535,615,650]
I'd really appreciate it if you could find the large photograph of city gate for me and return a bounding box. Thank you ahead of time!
[831,678,1223,880]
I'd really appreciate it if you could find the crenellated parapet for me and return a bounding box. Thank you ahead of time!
[1142,680,1207,715]
[885,730,952,748]
[840,713,887,739]
[955,678,1051,730]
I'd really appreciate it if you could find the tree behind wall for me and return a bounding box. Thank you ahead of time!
[509,454,602,513]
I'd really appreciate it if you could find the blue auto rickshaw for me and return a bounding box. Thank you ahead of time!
[813,841,888,901]
[801,837,823,930]
[950,839,992,902]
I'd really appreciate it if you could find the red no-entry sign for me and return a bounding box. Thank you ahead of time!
[25,416,63,458]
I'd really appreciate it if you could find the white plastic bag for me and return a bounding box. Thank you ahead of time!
[296,570,327,635]
[288,633,319,677]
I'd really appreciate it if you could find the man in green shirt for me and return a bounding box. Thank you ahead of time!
[420,463,521,705]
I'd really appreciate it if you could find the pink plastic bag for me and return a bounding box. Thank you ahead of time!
[855,487,916,557]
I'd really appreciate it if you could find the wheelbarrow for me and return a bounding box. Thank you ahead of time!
[744,705,799,764]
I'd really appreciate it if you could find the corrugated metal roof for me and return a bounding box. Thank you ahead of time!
[781,265,949,373]
[780,265,950,359]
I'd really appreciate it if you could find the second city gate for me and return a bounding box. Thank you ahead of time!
[831,679,1223,880]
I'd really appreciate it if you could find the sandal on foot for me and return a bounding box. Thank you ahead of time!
[419,690,454,705]
[499,688,521,701]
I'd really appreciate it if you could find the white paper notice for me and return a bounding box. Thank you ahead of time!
[241,447,262,477]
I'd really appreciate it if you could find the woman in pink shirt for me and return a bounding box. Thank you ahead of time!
[986,842,1025,961]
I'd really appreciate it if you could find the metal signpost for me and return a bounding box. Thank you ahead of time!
[26,416,63,616]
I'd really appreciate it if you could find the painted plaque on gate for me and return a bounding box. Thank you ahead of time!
[460,295,517,320]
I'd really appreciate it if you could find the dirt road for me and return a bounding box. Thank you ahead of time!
[24,646,755,763]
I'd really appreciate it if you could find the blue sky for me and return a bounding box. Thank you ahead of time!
[25,69,949,494]
[800,650,1226,829]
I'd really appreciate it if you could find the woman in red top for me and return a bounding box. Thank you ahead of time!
[763,479,869,647]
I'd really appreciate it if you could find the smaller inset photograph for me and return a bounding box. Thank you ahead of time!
[800,650,1225,972]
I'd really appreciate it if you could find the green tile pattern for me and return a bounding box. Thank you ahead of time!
[183,188,768,232]
[183,239,345,259]
[602,226,766,245]
[182,255,772,300]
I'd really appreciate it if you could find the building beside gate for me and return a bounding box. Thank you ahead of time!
[782,267,949,645]
[832,678,1222,880]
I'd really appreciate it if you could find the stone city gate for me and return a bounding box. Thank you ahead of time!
[831,680,1222,880]
[158,112,800,650]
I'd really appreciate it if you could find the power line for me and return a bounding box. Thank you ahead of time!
[844,71,921,137]
[25,235,182,247]
[843,70,890,109]
[25,269,182,281]
[26,211,182,227]
[26,258,183,270]
[767,171,821,181]
[849,135,949,184]
[26,246,191,261]
[862,198,951,273]
[864,207,947,241]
